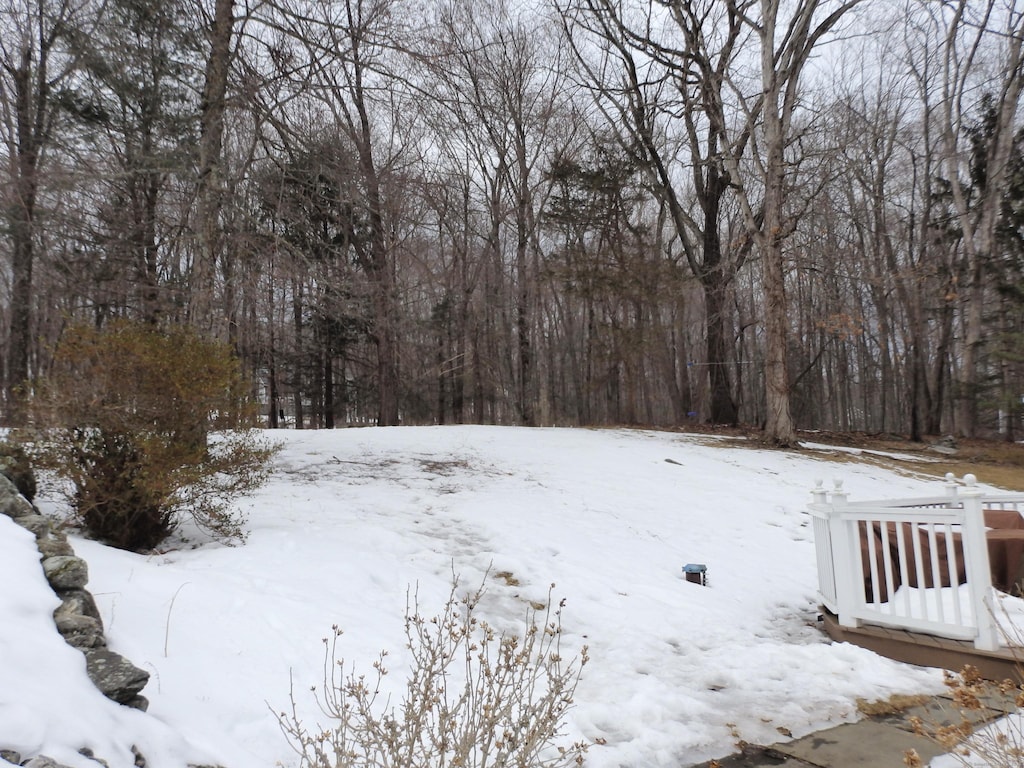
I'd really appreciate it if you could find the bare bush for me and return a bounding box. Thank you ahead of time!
[277,579,590,767]
[904,665,1024,767]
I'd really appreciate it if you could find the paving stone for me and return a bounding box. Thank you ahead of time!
[688,743,816,767]
[965,688,1022,715]
[769,719,945,768]
[875,698,1004,733]
[687,688,1021,768]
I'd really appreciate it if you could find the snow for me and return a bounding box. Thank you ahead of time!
[876,584,1024,648]
[1,426,965,768]
[798,440,941,463]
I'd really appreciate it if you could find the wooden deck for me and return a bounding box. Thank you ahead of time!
[820,608,1024,682]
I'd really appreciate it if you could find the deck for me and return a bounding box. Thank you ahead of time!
[820,607,1024,682]
[811,475,1024,681]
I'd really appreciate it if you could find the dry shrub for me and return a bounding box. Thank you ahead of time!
[277,579,590,768]
[28,320,275,551]
[904,665,1024,768]
[856,693,931,717]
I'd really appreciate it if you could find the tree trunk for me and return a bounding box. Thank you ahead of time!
[292,275,304,429]
[701,181,738,425]
[193,0,235,329]
[348,17,399,426]
[6,47,42,422]
[757,4,795,446]
[141,163,162,325]
[324,323,335,429]
[515,186,534,426]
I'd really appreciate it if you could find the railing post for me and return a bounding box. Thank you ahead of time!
[811,478,828,506]
[961,474,998,651]
[829,479,861,628]
[944,472,959,507]
[810,480,837,612]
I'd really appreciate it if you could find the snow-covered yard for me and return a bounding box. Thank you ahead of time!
[2,426,958,768]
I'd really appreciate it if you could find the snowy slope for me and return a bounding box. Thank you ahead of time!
[3,427,955,768]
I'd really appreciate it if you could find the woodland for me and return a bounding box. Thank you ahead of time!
[1,0,1023,446]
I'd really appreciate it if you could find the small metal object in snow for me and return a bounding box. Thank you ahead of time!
[683,563,707,586]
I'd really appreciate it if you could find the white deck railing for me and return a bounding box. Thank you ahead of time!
[809,474,1024,651]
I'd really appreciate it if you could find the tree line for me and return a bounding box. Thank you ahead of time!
[2,0,1023,445]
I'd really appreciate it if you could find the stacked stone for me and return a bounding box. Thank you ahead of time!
[0,451,225,768]
[0,463,149,768]
[0,474,150,709]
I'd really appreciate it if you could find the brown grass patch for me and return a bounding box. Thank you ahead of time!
[856,693,932,716]
[793,433,1024,491]
[495,570,521,587]
[418,458,472,476]
[590,425,1024,490]
[670,426,1024,491]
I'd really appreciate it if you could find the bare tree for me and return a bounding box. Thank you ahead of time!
[934,0,1024,437]
[560,0,861,443]
[424,0,573,426]
[0,0,85,419]
[192,0,240,332]
[558,0,750,425]
[718,0,864,444]
[266,0,412,425]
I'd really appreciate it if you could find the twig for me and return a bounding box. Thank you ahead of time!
[164,582,191,658]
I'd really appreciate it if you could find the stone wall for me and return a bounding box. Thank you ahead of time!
[0,472,151,768]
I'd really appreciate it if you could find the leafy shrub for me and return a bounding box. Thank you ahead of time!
[28,321,275,551]
[277,579,590,768]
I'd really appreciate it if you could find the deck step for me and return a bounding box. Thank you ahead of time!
[819,608,1023,682]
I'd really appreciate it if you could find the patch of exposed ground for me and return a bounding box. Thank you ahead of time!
[790,431,1024,491]
[609,424,1024,491]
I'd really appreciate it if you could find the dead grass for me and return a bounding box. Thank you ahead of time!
[793,433,1024,491]
[418,458,473,476]
[856,693,932,717]
[671,425,1024,492]
[495,570,521,587]
[913,462,1024,491]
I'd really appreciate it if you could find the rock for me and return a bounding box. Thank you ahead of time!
[37,534,74,559]
[0,750,21,765]
[131,746,146,767]
[55,614,105,649]
[0,473,35,519]
[77,748,108,767]
[928,435,959,455]
[22,757,74,768]
[42,556,89,590]
[0,442,37,501]
[83,648,149,704]
[14,513,50,538]
[54,589,103,623]
[125,695,149,712]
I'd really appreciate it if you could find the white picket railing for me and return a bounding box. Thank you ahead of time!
[809,474,1024,651]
